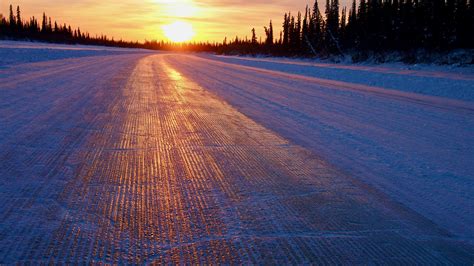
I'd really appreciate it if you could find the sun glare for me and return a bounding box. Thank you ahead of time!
[155,0,198,17]
[162,21,195,43]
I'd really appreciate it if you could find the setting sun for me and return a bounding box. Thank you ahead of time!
[162,21,195,42]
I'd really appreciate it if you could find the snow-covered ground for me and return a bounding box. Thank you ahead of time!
[204,54,474,101]
[0,41,473,264]
[166,54,474,241]
[0,41,151,67]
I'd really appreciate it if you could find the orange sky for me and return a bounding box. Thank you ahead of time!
[1,0,352,42]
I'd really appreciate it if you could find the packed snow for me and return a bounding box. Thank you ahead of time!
[165,54,474,241]
[205,54,474,101]
[0,41,151,67]
[0,41,473,264]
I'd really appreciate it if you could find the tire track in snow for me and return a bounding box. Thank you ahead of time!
[0,54,473,264]
[164,54,474,243]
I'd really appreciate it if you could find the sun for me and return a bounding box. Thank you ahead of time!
[162,21,195,43]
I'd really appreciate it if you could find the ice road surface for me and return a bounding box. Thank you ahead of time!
[0,42,473,264]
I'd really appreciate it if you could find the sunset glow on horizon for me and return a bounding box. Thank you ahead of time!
[163,21,195,42]
[0,0,353,43]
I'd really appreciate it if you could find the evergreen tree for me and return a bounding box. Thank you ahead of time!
[9,5,16,33]
[332,0,340,38]
[16,6,22,31]
[296,12,302,49]
[283,13,290,47]
[348,0,357,27]
[345,0,357,48]
[366,0,382,50]
[41,13,47,33]
[357,0,368,48]
[302,6,309,45]
[311,0,324,50]
[251,28,257,45]
[469,0,474,46]
[0,14,5,38]
[455,0,470,47]
[445,0,456,47]
[340,7,347,45]
[289,14,295,50]
[48,17,52,33]
[325,0,340,52]
[325,0,332,47]
[3,3,474,57]
[264,20,274,46]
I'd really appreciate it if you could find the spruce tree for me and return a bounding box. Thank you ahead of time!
[445,0,456,48]
[469,0,474,46]
[348,0,357,27]
[251,28,257,45]
[269,20,274,45]
[455,0,470,47]
[312,0,323,50]
[302,6,309,47]
[340,7,347,47]
[270,21,274,45]
[324,0,331,51]
[0,15,4,37]
[331,0,340,39]
[289,14,295,50]
[264,20,274,46]
[345,0,357,48]
[283,13,290,47]
[9,5,16,33]
[16,6,22,31]
[41,13,47,33]
[296,12,302,50]
[325,0,340,52]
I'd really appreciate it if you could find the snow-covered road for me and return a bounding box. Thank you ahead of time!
[165,54,474,240]
[1,46,473,263]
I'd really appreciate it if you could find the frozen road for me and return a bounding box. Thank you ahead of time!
[0,49,473,264]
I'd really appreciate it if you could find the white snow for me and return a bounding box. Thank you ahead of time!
[0,41,151,67]
[204,54,474,101]
[164,54,474,242]
[0,41,473,263]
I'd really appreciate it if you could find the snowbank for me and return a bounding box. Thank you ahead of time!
[205,54,474,102]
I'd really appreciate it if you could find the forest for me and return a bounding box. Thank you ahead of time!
[1,1,473,59]
[220,0,474,57]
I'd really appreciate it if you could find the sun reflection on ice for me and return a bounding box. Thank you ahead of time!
[167,69,183,81]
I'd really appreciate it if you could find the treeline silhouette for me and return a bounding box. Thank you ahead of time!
[0,5,147,48]
[0,5,218,51]
[218,0,474,57]
[1,2,473,58]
